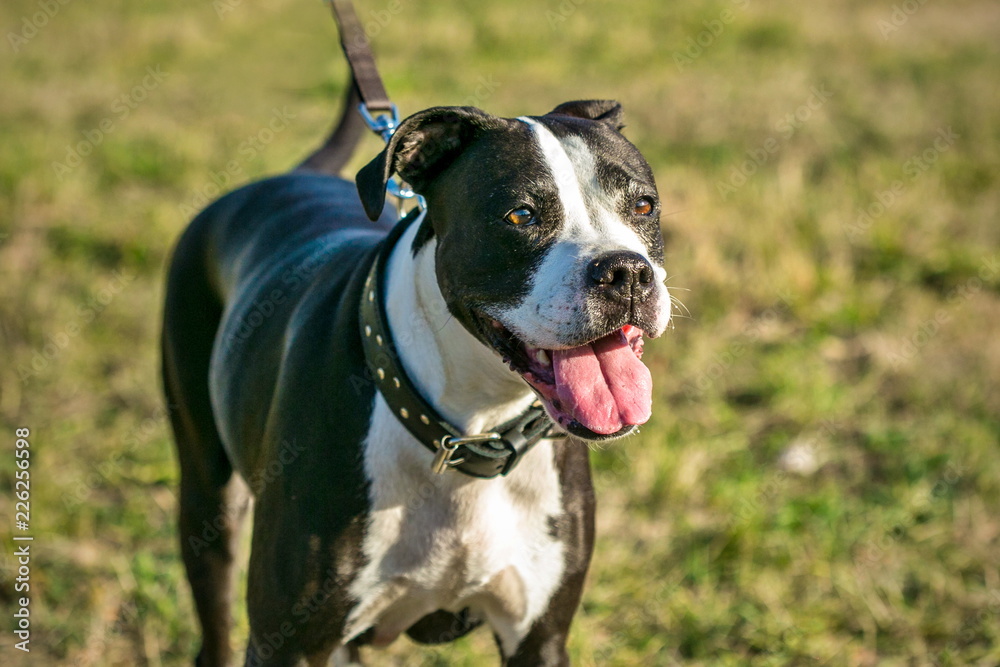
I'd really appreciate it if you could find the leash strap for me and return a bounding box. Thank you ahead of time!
[327,0,393,114]
[326,0,423,212]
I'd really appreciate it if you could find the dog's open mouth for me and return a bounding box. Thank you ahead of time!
[477,316,652,440]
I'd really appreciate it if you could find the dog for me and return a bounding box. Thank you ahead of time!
[162,93,671,665]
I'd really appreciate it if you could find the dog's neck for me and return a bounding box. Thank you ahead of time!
[383,214,536,435]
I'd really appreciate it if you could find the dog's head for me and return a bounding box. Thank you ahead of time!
[357,101,670,441]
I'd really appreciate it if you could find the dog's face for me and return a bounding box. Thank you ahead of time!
[358,101,670,441]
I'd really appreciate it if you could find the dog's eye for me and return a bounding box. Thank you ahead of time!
[505,207,536,226]
[633,197,655,216]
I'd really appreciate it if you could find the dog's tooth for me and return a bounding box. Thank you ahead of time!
[537,349,551,366]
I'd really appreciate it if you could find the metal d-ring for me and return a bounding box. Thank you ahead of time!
[358,103,426,215]
[430,433,500,474]
[358,102,399,142]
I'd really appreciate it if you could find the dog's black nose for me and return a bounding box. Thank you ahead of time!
[587,251,654,296]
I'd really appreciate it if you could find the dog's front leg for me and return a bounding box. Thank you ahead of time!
[499,560,591,667]
[500,443,595,667]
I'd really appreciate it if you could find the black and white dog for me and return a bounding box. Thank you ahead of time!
[162,99,671,665]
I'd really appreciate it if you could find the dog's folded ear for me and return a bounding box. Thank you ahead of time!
[357,107,494,221]
[548,100,625,131]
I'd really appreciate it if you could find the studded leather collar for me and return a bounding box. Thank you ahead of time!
[358,210,558,479]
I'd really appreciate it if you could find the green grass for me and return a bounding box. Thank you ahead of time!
[1,0,998,664]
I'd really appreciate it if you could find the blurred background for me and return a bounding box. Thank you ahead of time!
[1,0,998,664]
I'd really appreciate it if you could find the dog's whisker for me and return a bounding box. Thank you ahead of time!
[668,292,692,319]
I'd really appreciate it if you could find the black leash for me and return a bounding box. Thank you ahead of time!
[322,0,423,210]
[327,0,393,115]
[300,0,398,175]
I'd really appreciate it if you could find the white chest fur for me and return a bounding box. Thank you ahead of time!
[342,396,566,655]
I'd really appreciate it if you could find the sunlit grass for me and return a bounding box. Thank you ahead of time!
[0,0,997,664]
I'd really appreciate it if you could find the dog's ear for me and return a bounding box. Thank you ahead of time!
[356,107,493,221]
[548,100,625,131]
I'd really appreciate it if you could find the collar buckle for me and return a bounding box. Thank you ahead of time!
[432,433,500,475]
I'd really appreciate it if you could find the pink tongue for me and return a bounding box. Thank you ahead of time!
[551,330,652,435]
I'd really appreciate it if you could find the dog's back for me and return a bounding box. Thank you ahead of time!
[165,173,393,464]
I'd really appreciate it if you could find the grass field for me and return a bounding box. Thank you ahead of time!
[1,0,998,664]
